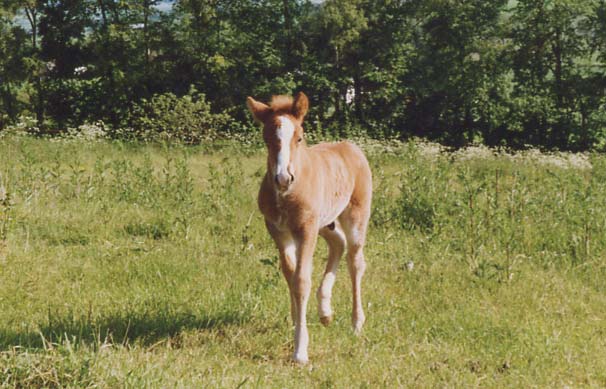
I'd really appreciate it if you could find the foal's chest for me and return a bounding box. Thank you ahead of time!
[258,178,291,229]
[260,192,300,231]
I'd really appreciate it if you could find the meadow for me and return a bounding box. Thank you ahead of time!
[1,135,606,387]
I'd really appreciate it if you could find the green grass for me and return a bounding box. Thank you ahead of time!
[1,136,606,387]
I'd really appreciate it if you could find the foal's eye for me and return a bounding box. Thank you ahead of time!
[297,137,302,143]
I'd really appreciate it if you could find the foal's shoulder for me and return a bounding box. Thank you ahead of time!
[309,141,368,170]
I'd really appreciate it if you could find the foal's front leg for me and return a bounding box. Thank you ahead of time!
[279,243,297,323]
[292,226,318,364]
[265,221,297,323]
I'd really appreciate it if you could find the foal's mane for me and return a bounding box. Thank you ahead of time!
[270,95,294,115]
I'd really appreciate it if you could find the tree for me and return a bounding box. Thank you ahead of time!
[511,0,604,149]
[317,0,367,124]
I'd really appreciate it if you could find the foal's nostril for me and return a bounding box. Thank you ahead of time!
[275,173,294,188]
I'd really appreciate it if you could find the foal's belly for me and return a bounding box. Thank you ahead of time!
[318,192,350,228]
[316,155,355,228]
[267,194,349,232]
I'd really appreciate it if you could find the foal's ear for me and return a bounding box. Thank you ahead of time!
[292,92,309,121]
[246,97,272,123]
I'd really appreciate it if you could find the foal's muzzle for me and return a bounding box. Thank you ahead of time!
[275,172,294,190]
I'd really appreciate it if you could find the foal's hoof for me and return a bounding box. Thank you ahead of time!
[292,353,309,365]
[319,315,333,327]
[353,325,364,336]
[353,317,365,336]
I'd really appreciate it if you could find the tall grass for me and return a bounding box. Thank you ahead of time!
[1,136,605,387]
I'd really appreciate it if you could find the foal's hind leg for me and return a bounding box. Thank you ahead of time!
[340,206,370,335]
[317,223,346,326]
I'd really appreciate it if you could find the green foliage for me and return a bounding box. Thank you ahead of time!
[321,0,367,59]
[1,0,606,148]
[128,88,231,143]
[396,172,439,233]
[0,10,29,129]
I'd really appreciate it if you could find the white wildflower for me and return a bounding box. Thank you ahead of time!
[62,121,108,142]
[508,149,592,170]
[452,144,495,161]
[416,141,445,159]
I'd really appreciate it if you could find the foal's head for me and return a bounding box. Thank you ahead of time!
[247,92,309,191]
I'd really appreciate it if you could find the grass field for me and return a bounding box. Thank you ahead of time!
[1,135,606,387]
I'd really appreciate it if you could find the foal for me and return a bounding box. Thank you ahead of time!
[247,92,372,364]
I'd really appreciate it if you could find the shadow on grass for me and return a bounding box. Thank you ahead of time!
[0,307,248,350]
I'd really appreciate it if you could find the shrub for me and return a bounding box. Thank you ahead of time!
[396,183,436,233]
[128,88,231,143]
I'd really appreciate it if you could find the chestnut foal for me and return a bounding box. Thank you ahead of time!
[247,92,372,364]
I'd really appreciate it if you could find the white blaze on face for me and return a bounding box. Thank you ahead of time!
[275,116,295,187]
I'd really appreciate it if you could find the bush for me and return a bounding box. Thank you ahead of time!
[393,150,448,234]
[128,88,231,143]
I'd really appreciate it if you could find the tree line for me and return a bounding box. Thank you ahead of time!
[1,0,605,150]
